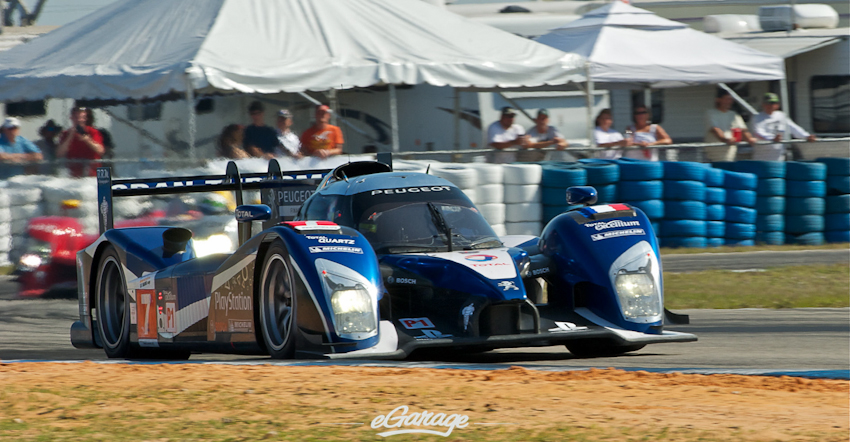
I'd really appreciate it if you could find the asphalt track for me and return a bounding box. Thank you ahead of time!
[0,249,847,378]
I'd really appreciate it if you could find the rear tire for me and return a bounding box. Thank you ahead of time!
[258,241,297,359]
[95,245,133,358]
[566,340,645,358]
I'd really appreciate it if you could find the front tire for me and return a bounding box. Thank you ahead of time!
[258,241,297,359]
[95,245,132,358]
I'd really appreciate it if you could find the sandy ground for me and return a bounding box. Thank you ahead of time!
[0,363,847,441]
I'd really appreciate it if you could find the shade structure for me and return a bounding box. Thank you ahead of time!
[535,2,786,88]
[0,0,585,102]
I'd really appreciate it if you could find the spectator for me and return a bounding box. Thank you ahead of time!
[243,101,278,158]
[86,110,115,161]
[274,109,302,159]
[704,89,756,162]
[750,92,816,161]
[56,107,104,177]
[521,108,567,162]
[623,105,672,161]
[300,104,344,159]
[0,117,43,180]
[217,124,250,159]
[594,108,630,159]
[35,119,62,175]
[487,106,527,163]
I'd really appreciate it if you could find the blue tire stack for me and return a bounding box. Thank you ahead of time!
[703,166,726,247]
[659,162,707,248]
[540,163,587,224]
[722,169,758,246]
[785,162,827,245]
[737,161,786,245]
[616,158,664,236]
[578,159,620,204]
[818,157,850,243]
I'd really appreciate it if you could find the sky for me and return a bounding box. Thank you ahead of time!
[25,0,521,26]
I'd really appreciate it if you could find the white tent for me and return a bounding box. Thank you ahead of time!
[0,0,584,102]
[535,3,788,144]
[535,2,785,88]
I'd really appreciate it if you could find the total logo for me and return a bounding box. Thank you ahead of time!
[464,255,497,262]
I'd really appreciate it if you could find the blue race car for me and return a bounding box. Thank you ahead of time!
[71,157,695,359]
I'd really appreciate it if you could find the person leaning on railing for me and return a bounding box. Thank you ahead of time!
[0,117,43,180]
[624,105,673,162]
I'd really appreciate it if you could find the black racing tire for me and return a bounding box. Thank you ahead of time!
[565,340,646,358]
[258,241,298,359]
[95,245,133,358]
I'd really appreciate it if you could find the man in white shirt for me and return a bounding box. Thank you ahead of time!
[704,89,756,162]
[750,93,816,161]
[274,109,302,159]
[487,106,527,163]
[521,108,568,162]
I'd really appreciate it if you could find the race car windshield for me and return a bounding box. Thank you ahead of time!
[352,188,500,254]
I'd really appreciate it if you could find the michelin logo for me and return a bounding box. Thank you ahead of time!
[591,229,645,241]
[309,246,363,254]
[585,220,641,231]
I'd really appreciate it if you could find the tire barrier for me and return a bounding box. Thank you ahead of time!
[706,220,725,238]
[735,160,786,179]
[659,220,707,237]
[664,201,707,220]
[541,163,587,225]
[826,175,850,194]
[723,170,758,190]
[785,197,825,216]
[826,195,850,214]
[663,180,706,201]
[756,178,785,197]
[659,236,707,249]
[756,196,785,215]
[577,159,620,184]
[594,183,618,204]
[756,231,785,245]
[662,161,706,181]
[756,215,784,232]
[824,213,850,231]
[724,239,755,246]
[706,204,725,221]
[616,158,663,181]
[504,185,542,205]
[703,166,725,187]
[705,187,726,204]
[785,161,827,181]
[505,221,542,236]
[477,203,506,226]
[475,184,505,205]
[817,157,849,243]
[786,180,827,198]
[785,215,825,234]
[706,237,725,247]
[787,232,825,245]
[725,221,756,239]
[825,230,850,243]
[817,157,850,177]
[624,199,664,220]
[725,189,757,208]
[618,180,662,201]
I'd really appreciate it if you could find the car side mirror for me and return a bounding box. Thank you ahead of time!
[235,205,272,223]
[566,186,598,206]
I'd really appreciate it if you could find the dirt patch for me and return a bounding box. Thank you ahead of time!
[0,362,846,441]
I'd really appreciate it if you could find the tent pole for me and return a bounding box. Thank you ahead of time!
[185,76,196,163]
[585,62,595,148]
[779,77,790,142]
[453,88,460,152]
[389,84,400,153]
[328,89,338,126]
[643,86,651,109]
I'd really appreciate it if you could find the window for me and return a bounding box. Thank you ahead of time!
[630,90,664,124]
[810,76,850,134]
[196,98,214,114]
[127,102,162,121]
[5,100,46,117]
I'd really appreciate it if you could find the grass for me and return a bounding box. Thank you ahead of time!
[659,243,849,255]
[664,263,850,309]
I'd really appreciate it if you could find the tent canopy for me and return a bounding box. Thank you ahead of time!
[536,2,786,88]
[0,0,584,102]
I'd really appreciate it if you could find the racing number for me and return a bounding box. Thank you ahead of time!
[400,318,434,330]
[137,289,157,339]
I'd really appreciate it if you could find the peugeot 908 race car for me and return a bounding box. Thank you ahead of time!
[70,158,695,359]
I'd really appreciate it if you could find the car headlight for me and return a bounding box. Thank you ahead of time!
[19,253,45,270]
[614,271,661,319]
[193,234,233,257]
[518,255,531,278]
[330,285,376,335]
[316,258,378,339]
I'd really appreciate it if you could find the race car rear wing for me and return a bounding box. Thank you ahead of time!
[96,160,331,243]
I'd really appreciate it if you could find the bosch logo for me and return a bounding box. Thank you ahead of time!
[464,255,497,262]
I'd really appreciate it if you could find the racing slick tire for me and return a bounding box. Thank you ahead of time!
[566,340,646,358]
[95,245,133,358]
[258,240,298,359]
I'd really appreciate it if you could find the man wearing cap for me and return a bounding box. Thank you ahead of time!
[750,92,816,161]
[487,106,528,163]
[0,117,43,180]
[274,109,302,159]
[243,101,279,158]
[521,109,567,162]
[300,105,344,159]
